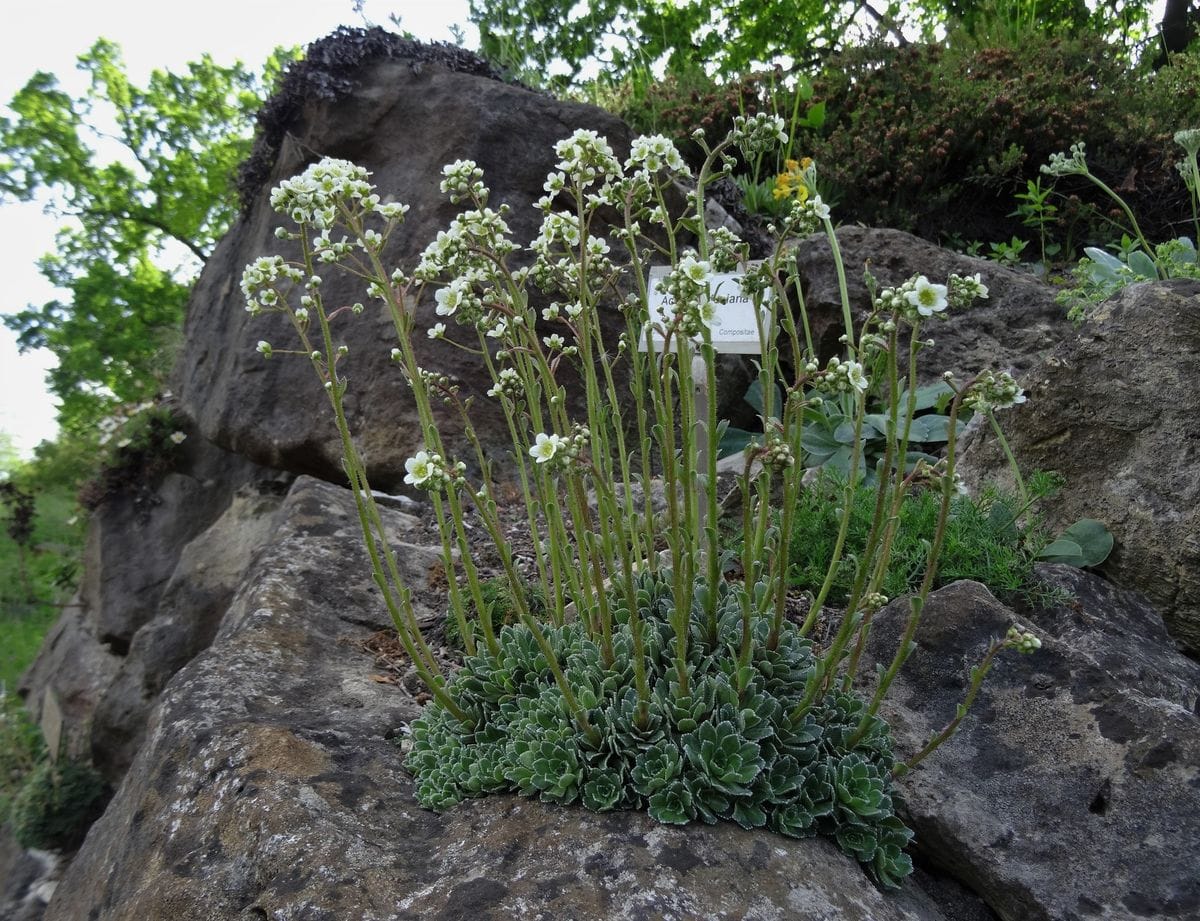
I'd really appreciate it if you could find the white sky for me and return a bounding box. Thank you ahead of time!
[0,0,475,458]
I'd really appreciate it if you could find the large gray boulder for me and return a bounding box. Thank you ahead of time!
[793,226,1070,380]
[174,31,635,491]
[959,278,1200,656]
[19,429,283,776]
[87,479,289,781]
[43,476,950,921]
[868,570,1200,920]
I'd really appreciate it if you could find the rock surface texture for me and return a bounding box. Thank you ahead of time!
[19,430,285,776]
[42,477,949,921]
[960,278,1200,656]
[792,226,1072,379]
[868,569,1200,920]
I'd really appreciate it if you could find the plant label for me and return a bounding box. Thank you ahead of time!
[641,265,770,354]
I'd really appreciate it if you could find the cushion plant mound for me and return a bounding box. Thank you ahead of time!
[408,570,914,888]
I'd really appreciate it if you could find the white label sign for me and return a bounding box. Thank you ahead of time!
[640,265,770,355]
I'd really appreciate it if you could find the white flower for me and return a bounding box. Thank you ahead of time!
[434,284,461,317]
[428,323,446,339]
[906,276,949,316]
[697,296,720,329]
[810,195,831,220]
[845,361,869,393]
[256,340,273,358]
[404,451,434,486]
[529,432,563,464]
[586,235,610,257]
[543,333,566,349]
[679,255,710,285]
[169,431,187,445]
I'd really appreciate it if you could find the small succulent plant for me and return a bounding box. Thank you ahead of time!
[407,570,913,887]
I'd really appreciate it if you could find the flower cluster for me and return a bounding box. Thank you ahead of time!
[1174,128,1200,159]
[403,450,465,490]
[310,231,357,265]
[811,356,869,395]
[761,436,795,472]
[963,369,1026,413]
[440,159,487,204]
[730,113,788,156]
[433,276,481,319]
[946,273,989,309]
[268,158,408,228]
[415,207,517,285]
[877,275,949,324]
[553,129,621,188]
[241,256,305,315]
[707,226,747,272]
[773,158,814,203]
[529,210,615,297]
[1175,129,1200,193]
[1177,159,1199,191]
[528,425,591,469]
[486,366,523,400]
[653,254,722,339]
[626,134,689,179]
[1041,142,1089,178]
[1005,625,1042,653]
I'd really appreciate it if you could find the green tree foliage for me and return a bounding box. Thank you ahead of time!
[471,0,882,87]
[0,40,297,433]
[0,432,20,475]
[469,0,1160,91]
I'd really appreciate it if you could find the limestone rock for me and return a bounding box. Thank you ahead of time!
[75,425,280,652]
[88,479,289,781]
[16,603,120,763]
[0,826,59,921]
[869,572,1200,920]
[44,477,948,921]
[175,32,635,491]
[792,226,1069,380]
[959,278,1200,655]
[19,431,283,775]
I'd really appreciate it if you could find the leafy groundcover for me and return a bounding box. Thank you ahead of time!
[408,570,913,887]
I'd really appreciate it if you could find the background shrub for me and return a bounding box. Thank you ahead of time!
[618,29,1200,253]
[9,757,107,851]
[809,32,1198,247]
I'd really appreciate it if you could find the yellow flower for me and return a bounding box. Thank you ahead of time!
[771,157,814,202]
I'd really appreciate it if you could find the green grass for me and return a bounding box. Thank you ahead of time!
[1,484,82,691]
[0,482,82,827]
[785,474,1060,608]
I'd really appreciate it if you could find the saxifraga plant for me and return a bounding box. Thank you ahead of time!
[243,117,1041,887]
[1044,133,1200,320]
